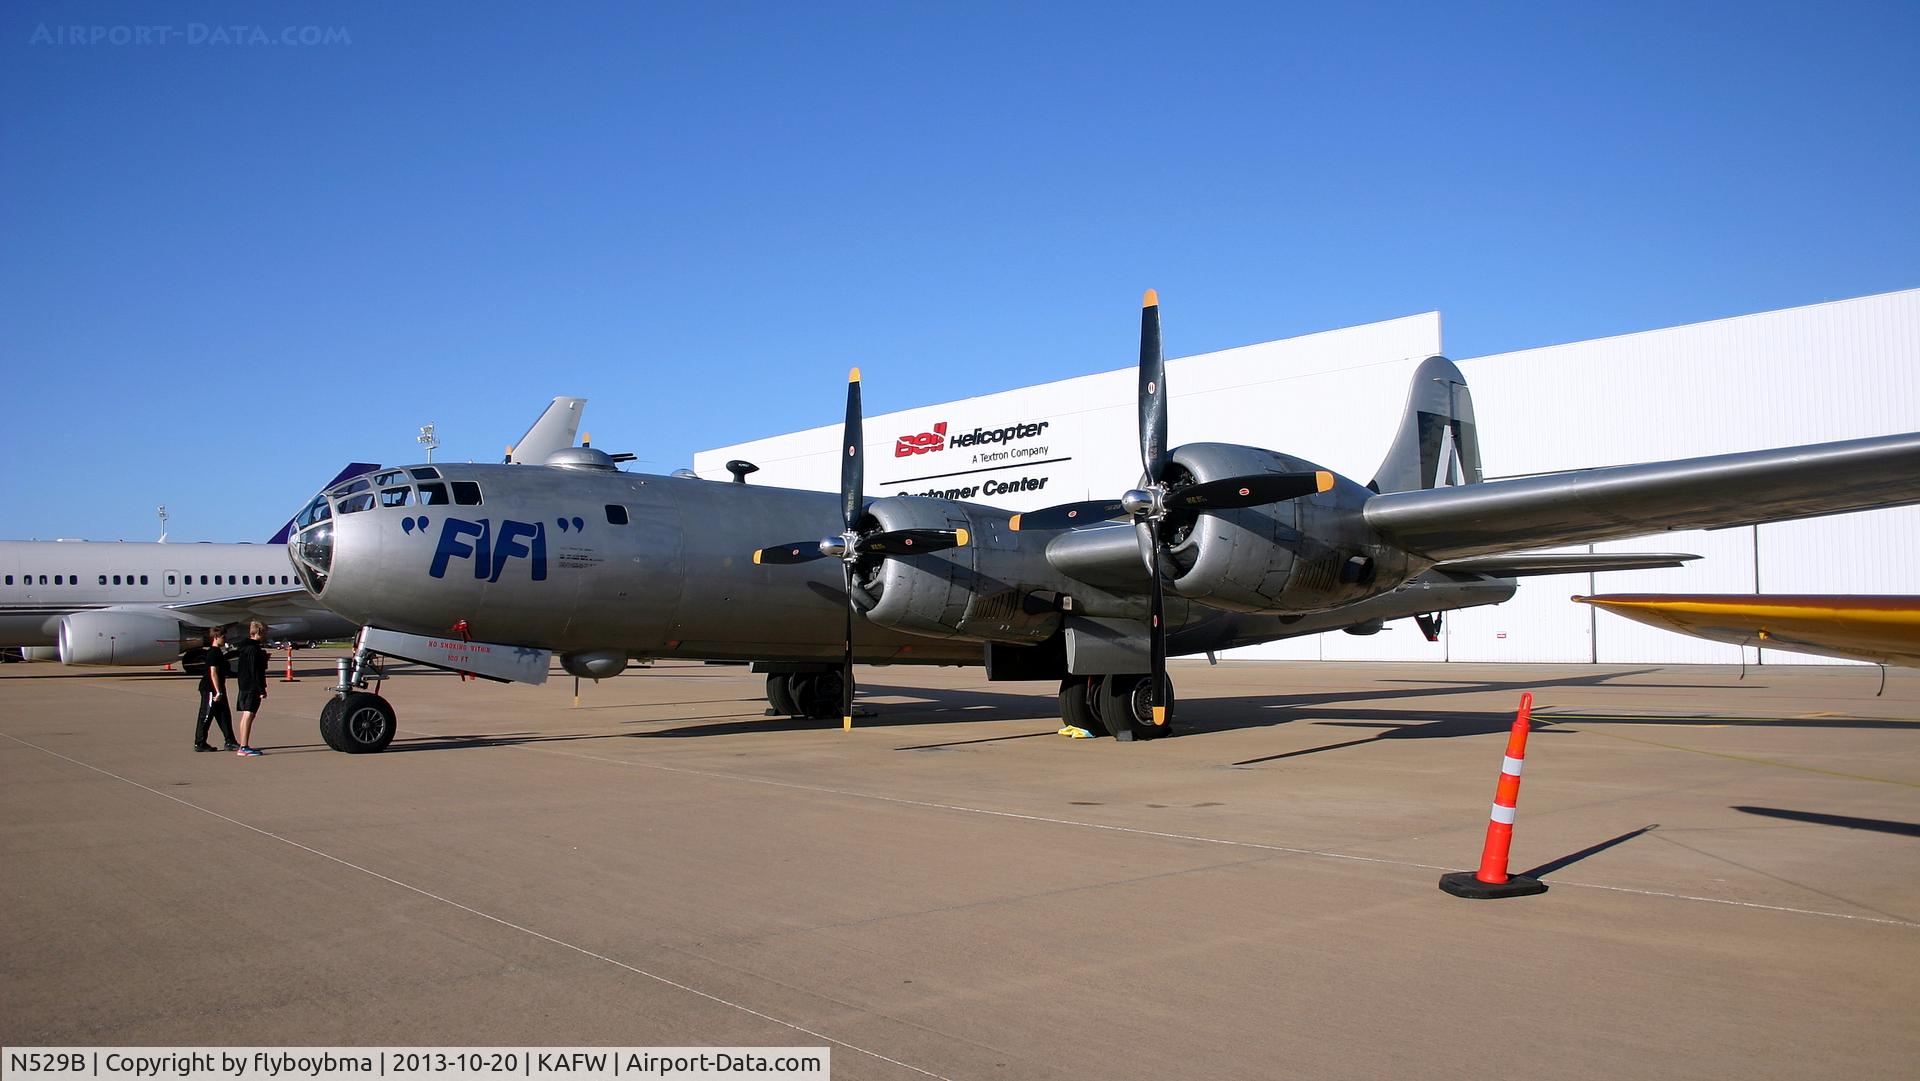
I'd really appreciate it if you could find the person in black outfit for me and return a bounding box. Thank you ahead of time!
[232,620,270,757]
[192,627,238,752]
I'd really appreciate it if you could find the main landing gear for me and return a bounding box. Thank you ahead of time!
[318,647,397,753]
[1059,674,1176,741]
[764,670,850,721]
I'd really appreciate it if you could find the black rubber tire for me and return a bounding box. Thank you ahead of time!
[792,671,848,720]
[1058,676,1107,736]
[766,674,801,716]
[318,697,347,751]
[1095,674,1175,741]
[321,691,396,753]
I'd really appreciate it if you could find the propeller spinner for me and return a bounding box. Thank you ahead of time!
[751,368,969,730]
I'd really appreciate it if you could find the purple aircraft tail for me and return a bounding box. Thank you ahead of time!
[267,462,379,544]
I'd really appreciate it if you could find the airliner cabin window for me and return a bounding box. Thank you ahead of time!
[605,504,629,525]
[452,481,483,506]
[380,487,412,508]
[215,576,223,585]
[141,575,149,585]
[200,575,208,585]
[113,575,122,585]
[416,483,448,505]
[54,576,63,585]
[167,575,176,586]
[99,575,108,585]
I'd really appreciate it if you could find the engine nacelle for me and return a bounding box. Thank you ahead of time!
[1163,443,1412,615]
[58,610,186,666]
[19,646,60,662]
[856,496,1061,645]
[561,649,627,680]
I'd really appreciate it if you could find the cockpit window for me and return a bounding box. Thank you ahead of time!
[451,481,483,506]
[373,470,406,486]
[379,487,412,508]
[329,478,371,498]
[417,482,448,505]
[605,504,629,525]
[409,467,441,480]
[338,493,376,514]
[294,495,332,529]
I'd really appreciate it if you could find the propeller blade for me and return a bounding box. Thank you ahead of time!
[1170,470,1334,511]
[856,527,969,556]
[1138,520,1168,729]
[842,367,864,532]
[841,561,855,732]
[1139,289,1168,480]
[753,543,829,565]
[1008,500,1128,532]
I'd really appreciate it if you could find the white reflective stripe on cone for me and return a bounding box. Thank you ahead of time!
[1502,755,1525,776]
[1489,803,1518,825]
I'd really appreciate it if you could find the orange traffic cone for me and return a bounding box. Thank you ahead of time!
[1440,692,1548,899]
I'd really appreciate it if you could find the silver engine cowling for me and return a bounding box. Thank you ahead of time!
[58,610,187,666]
[1160,443,1412,615]
[854,496,1061,645]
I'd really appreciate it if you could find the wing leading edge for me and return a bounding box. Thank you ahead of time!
[1365,431,1920,563]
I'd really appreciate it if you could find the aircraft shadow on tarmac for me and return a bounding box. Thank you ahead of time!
[1731,805,1920,838]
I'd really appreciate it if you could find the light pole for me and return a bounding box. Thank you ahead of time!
[156,505,169,543]
[417,423,440,463]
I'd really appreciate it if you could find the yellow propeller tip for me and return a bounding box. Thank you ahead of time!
[1315,470,1334,492]
[752,550,764,565]
[842,716,853,731]
[849,366,862,383]
[1008,515,1023,532]
[954,527,969,547]
[1152,706,1167,726]
[1142,288,1159,307]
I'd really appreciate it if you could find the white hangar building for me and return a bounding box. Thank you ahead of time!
[696,289,1920,666]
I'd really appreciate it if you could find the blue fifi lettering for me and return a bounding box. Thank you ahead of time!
[430,518,490,579]
[430,518,549,582]
[489,520,547,582]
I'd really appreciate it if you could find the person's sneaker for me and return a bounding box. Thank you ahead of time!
[238,747,263,757]
[222,742,240,751]
[193,744,217,752]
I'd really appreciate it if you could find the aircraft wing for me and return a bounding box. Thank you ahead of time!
[162,588,354,638]
[1574,594,1920,667]
[1365,432,1920,563]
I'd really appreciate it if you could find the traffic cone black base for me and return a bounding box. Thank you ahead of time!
[1439,871,1548,899]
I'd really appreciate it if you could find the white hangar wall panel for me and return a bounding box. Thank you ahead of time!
[697,290,1919,666]
[695,312,1443,512]
[1456,288,1920,665]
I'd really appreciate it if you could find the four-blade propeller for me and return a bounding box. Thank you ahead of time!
[751,368,969,729]
[1010,290,1333,731]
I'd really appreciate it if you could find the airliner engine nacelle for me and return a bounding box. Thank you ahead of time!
[57,610,185,667]
[1160,444,1412,615]
[855,496,1061,645]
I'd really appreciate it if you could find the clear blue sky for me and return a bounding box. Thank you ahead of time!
[3,1,1915,541]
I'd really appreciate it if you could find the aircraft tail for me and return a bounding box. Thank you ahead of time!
[1369,356,1482,494]
[268,462,379,544]
[507,397,586,464]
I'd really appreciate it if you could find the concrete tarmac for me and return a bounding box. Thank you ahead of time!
[2,657,1917,1079]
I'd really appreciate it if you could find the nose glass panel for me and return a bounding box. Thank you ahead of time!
[291,521,333,594]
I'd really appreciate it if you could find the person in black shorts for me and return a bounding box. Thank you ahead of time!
[192,627,238,752]
[232,620,269,757]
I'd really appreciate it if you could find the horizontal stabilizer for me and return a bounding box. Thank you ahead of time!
[1366,431,1920,562]
[1435,552,1699,578]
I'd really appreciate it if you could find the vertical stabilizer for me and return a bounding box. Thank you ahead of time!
[508,397,587,464]
[1369,356,1482,494]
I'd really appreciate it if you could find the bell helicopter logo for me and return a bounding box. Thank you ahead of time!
[895,422,948,457]
[895,419,1052,458]
[424,516,584,582]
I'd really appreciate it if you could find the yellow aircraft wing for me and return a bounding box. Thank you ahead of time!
[1572,594,1920,667]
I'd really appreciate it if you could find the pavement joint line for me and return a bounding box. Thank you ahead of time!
[1547,723,1920,787]
[516,742,1920,931]
[0,731,955,1081]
